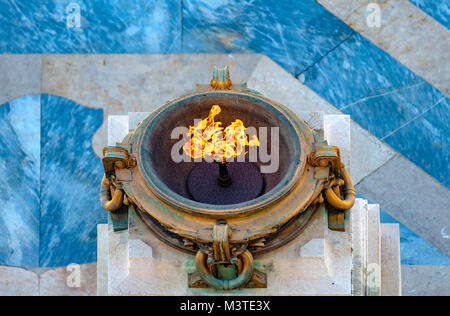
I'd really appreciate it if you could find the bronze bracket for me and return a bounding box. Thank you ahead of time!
[309,142,355,231]
[101,146,135,231]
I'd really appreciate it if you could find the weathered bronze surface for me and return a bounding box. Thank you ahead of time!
[100,66,355,290]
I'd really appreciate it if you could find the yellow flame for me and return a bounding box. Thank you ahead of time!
[182,105,259,161]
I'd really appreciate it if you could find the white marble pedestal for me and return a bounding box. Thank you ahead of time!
[97,112,401,296]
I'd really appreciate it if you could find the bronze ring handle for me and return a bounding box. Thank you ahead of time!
[195,250,254,290]
[100,174,124,212]
[324,167,355,210]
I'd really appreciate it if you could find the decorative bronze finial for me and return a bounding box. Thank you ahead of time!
[210,66,232,90]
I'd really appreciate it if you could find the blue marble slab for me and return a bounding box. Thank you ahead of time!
[0,95,40,267]
[0,0,181,53]
[384,98,450,188]
[0,94,106,268]
[182,0,353,75]
[303,32,450,187]
[39,94,106,267]
[410,0,450,29]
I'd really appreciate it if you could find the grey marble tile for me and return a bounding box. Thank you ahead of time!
[356,154,450,258]
[358,193,450,265]
[402,265,450,296]
[378,203,450,265]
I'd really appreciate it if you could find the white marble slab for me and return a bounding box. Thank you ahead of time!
[0,266,39,296]
[128,112,151,131]
[0,263,97,296]
[0,54,42,106]
[380,223,402,296]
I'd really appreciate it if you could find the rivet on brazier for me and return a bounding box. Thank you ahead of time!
[100,66,355,290]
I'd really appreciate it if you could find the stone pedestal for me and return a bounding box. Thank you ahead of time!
[98,112,401,296]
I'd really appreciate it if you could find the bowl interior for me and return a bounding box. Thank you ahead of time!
[141,93,300,205]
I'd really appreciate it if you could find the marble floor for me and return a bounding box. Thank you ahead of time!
[1,53,448,269]
[0,0,448,294]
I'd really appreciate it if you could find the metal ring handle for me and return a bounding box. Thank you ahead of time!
[195,250,254,290]
[100,174,124,212]
[324,167,355,210]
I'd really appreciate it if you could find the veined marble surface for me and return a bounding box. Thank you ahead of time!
[410,0,450,29]
[0,0,181,53]
[0,95,40,267]
[182,0,353,75]
[0,94,106,268]
[303,32,450,187]
[39,94,106,267]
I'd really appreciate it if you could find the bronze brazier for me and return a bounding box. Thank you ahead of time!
[100,66,355,290]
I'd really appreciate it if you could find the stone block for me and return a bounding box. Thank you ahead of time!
[0,266,39,296]
[380,224,402,296]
